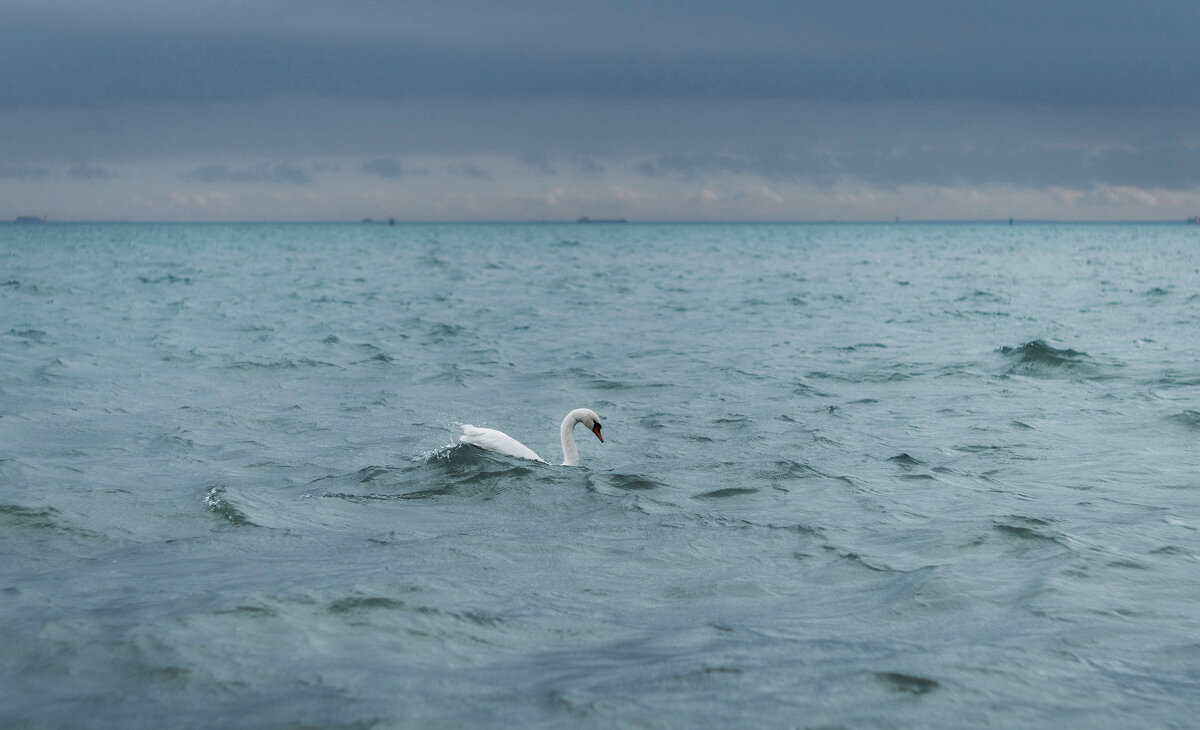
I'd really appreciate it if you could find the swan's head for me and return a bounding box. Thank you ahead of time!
[569,408,603,443]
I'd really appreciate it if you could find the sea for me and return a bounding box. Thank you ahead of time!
[2,221,1199,728]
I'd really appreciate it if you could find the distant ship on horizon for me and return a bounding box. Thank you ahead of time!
[14,215,45,224]
[577,216,627,224]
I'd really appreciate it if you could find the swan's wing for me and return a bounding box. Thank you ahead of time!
[460,425,545,462]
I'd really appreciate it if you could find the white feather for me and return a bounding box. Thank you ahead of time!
[459,408,603,466]
[459,425,545,462]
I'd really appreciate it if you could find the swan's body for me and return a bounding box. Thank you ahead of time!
[458,425,544,462]
[460,408,603,466]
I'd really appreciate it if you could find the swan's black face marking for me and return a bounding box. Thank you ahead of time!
[591,421,603,442]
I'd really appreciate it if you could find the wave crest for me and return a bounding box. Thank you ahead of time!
[312,444,546,504]
[205,486,257,526]
[1168,410,1200,430]
[998,340,1099,377]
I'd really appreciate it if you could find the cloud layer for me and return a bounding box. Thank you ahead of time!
[2,1,1199,220]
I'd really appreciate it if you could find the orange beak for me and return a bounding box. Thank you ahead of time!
[591,423,604,442]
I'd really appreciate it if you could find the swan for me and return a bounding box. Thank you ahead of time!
[459,408,603,466]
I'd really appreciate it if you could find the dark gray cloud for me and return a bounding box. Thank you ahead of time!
[518,152,557,176]
[579,157,605,179]
[183,163,313,185]
[451,163,493,181]
[0,164,50,181]
[361,159,404,179]
[3,0,1198,109]
[68,162,110,180]
[361,158,428,179]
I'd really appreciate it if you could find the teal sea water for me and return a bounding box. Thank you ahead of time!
[2,222,1199,728]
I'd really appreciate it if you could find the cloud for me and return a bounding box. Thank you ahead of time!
[579,157,605,178]
[4,2,1200,221]
[183,162,313,185]
[632,138,1200,191]
[359,159,399,178]
[518,152,557,176]
[636,151,826,182]
[517,153,609,179]
[3,1,1199,110]
[68,162,110,180]
[360,158,430,179]
[450,163,493,181]
[0,164,50,181]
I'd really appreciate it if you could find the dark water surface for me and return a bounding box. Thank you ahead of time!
[3,223,1199,728]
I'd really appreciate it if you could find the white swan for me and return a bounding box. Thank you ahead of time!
[459,408,603,466]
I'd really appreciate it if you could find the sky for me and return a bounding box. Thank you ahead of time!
[3,0,1200,222]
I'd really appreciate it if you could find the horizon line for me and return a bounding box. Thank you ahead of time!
[6,218,1200,226]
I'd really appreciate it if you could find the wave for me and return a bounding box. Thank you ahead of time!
[421,321,468,344]
[313,444,548,503]
[876,672,940,695]
[997,340,1103,378]
[605,473,665,491]
[2,278,43,294]
[327,595,407,615]
[417,362,493,387]
[225,357,339,370]
[992,515,1069,551]
[956,290,1008,303]
[137,274,193,285]
[4,328,47,341]
[807,368,915,384]
[205,444,584,535]
[1168,410,1200,430]
[1151,372,1200,389]
[999,340,1088,366]
[325,592,502,628]
[0,502,69,533]
[791,381,833,398]
[694,487,759,500]
[204,486,257,526]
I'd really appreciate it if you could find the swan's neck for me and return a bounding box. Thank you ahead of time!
[560,414,580,466]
